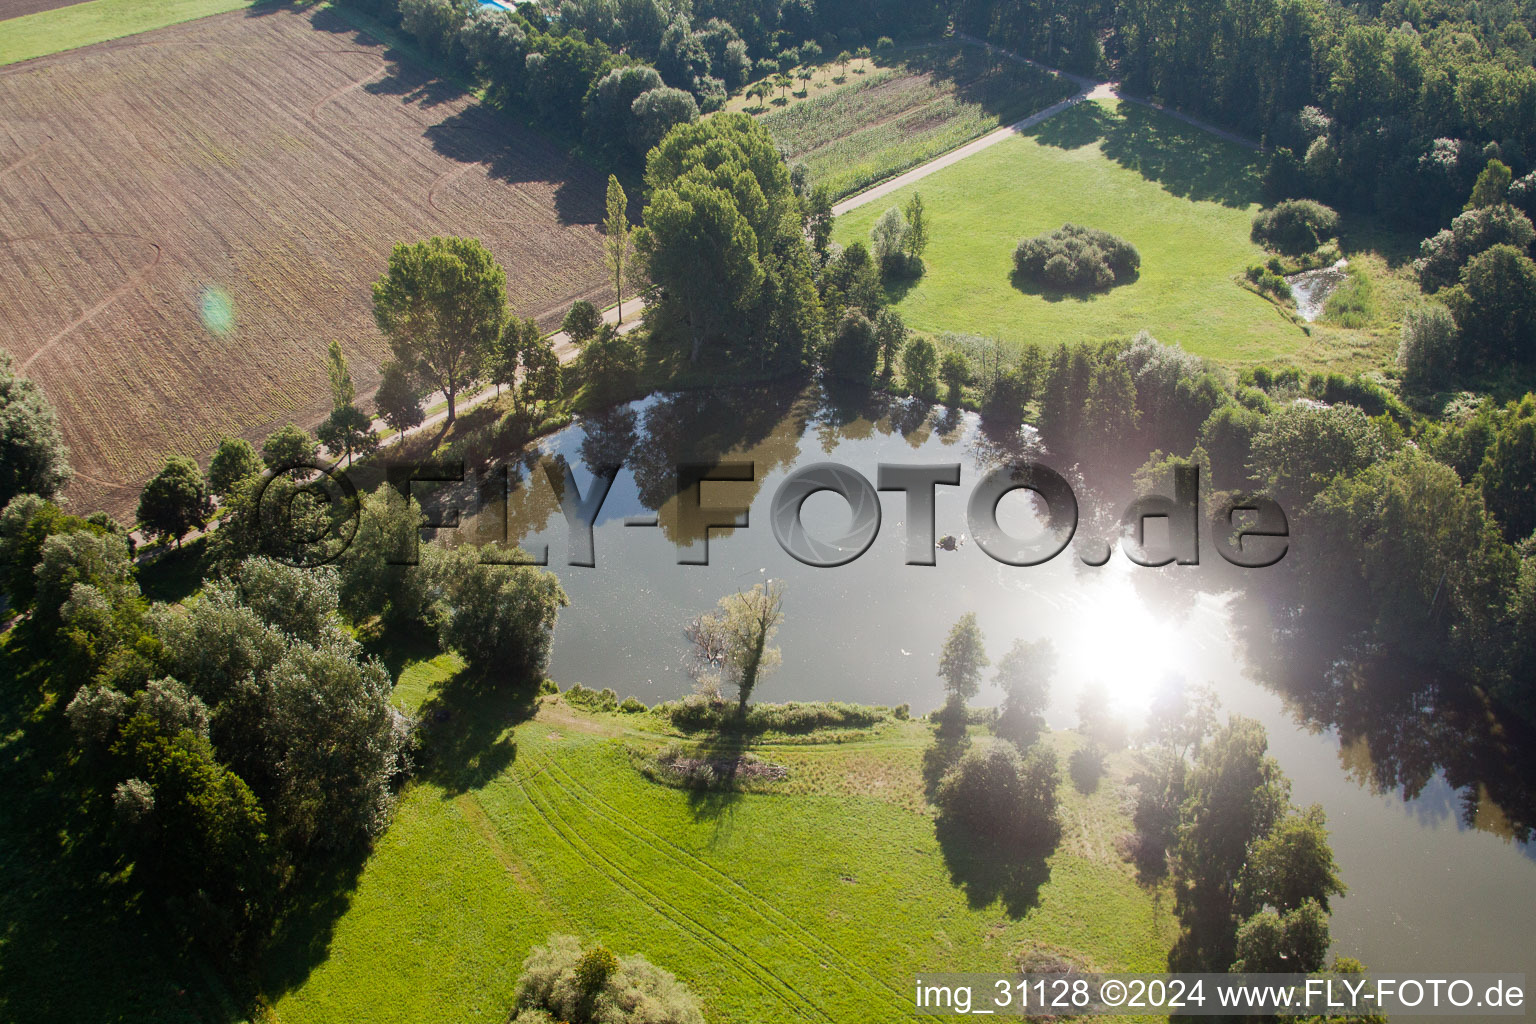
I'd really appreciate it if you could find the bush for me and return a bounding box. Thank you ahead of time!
[934,742,1062,850]
[1398,304,1461,387]
[1012,223,1139,291]
[511,935,705,1024]
[1246,264,1291,297]
[657,696,888,734]
[618,696,647,713]
[565,683,619,711]
[1068,744,1105,793]
[1250,199,1340,254]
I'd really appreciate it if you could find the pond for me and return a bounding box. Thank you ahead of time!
[445,381,1536,987]
[1287,260,1349,322]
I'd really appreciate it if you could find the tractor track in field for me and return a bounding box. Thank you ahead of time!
[511,760,834,1022]
[0,137,50,178]
[308,62,388,120]
[1,230,163,372]
[539,753,911,1013]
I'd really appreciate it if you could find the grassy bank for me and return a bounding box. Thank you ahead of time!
[0,0,256,65]
[263,662,1175,1023]
[833,97,1401,372]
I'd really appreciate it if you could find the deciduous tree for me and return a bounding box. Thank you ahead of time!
[0,351,71,506]
[138,456,212,547]
[373,236,507,424]
[938,612,988,702]
[207,437,262,498]
[604,175,633,323]
[686,581,786,710]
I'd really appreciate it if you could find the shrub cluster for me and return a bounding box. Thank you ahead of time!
[564,683,620,711]
[1245,263,1291,298]
[1250,199,1340,253]
[656,696,890,733]
[638,742,788,790]
[510,934,704,1024]
[1012,224,1140,291]
[934,741,1062,850]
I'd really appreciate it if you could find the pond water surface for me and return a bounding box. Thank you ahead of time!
[447,382,1536,992]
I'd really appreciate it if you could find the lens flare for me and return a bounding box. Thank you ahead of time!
[199,287,235,336]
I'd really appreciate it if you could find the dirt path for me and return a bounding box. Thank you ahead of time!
[832,33,1260,217]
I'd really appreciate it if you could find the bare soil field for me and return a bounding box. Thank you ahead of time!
[0,6,611,517]
[0,0,82,20]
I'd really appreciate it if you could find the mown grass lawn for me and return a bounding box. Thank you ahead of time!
[0,0,259,65]
[263,661,1175,1024]
[833,98,1369,370]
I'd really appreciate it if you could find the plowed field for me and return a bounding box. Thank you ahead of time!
[0,6,610,516]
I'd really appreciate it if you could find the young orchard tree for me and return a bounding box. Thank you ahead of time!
[687,580,786,710]
[138,456,212,547]
[372,236,507,424]
[938,611,988,703]
[604,175,633,324]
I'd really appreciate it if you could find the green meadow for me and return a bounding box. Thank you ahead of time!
[261,656,1175,1024]
[834,99,1338,369]
[0,0,257,66]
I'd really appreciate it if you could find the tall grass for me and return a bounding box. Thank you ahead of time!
[1323,267,1377,329]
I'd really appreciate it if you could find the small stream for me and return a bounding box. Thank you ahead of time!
[1286,259,1349,321]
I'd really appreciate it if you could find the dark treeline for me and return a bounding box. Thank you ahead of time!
[339,0,946,169]
[350,0,1536,231]
[958,0,1536,229]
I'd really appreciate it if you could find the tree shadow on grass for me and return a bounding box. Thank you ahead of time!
[934,818,1053,918]
[257,842,371,1003]
[679,726,755,825]
[1025,101,1261,209]
[416,666,542,796]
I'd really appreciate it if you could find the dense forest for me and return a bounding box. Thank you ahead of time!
[352,0,1536,232]
[960,0,1536,229]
